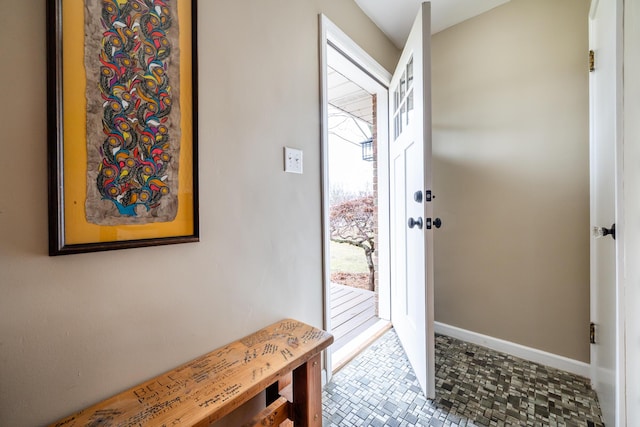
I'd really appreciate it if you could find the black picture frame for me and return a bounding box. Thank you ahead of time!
[46,0,199,256]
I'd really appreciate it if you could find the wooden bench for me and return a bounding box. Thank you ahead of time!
[50,319,333,427]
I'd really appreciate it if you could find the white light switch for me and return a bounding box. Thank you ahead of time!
[284,147,303,174]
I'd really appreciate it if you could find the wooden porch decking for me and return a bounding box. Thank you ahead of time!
[330,283,379,353]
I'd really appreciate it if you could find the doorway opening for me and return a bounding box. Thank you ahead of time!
[326,63,385,369]
[320,16,392,375]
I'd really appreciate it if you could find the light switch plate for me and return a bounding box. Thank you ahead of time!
[284,147,303,174]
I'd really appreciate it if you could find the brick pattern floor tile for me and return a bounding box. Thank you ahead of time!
[323,330,604,426]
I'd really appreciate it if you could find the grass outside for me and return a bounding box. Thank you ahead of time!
[330,241,368,274]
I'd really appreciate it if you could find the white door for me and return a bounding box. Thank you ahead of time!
[588,0,620,424]
[389,2,435,399]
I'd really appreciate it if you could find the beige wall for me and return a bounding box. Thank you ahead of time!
[431,0,591,362]
[0,1,398,426]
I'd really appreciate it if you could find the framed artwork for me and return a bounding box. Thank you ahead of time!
[46,0,198,255]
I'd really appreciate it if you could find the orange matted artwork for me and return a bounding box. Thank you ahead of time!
[47,0,198,255]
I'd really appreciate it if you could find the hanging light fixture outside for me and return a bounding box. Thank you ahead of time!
[361,138,374,162]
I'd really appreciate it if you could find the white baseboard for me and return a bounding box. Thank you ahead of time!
[434,322,590,379]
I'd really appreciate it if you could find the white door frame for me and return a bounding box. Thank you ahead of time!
[612,0,626,422]
[319,14,391,382]
[588,0,626,424]
[622,0,639,422]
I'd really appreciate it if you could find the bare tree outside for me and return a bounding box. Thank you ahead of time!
[327,104,376,292]
[329,195,376,291]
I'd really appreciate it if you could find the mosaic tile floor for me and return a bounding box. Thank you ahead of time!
[322,329,604,426]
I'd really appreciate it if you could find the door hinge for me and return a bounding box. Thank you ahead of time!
[590,322,596,344]
[589,50,595,72]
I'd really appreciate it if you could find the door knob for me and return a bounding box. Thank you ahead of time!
[426,218,442,230]
[408,217,423,229]
[414,191,423,203]
[593,224,615,240]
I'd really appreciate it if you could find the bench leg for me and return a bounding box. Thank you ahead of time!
[266,381,280,406]
[292,353,322,426]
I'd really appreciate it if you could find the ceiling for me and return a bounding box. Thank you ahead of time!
[328,66,374,125]
[354,0,511,48]
[327,0,513,125]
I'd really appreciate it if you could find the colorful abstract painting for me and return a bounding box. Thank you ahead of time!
[84,0,181,225]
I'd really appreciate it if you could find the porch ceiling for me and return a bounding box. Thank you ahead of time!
[327,66,373,126]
